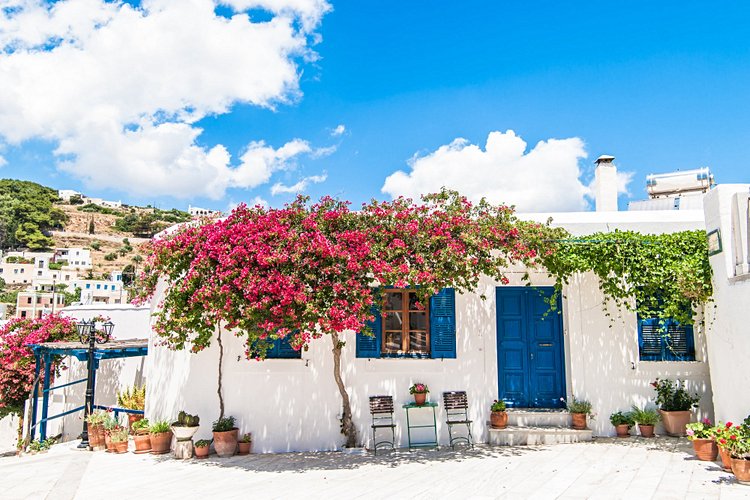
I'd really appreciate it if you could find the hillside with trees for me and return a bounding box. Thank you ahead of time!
[0,180,67,250]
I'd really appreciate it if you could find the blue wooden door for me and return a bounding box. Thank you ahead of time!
[496,287,566,408]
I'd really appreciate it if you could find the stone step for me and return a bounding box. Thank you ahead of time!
[506,409,572,428]
[488,426,593,446]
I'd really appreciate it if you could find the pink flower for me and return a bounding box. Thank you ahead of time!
[686,429,695,436]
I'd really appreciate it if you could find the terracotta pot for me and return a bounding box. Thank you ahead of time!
[571,413,587,430]
[105,432,116,453]
[639,424,655,438]
[213,428,239,457]
[719,447,733,471]
[96,425,106,449]
[238,441,252,455]
[615,424,631,438]
[692,438,718,461]
[150,431,173,455]
[490,411,508,429]
[194,445,210,459]
[113,440,129,454]
[659,410,691,436]
[88,423,104,449]
[133,433,151,454]
[128,414,143,433]
[731,458,750,484]
[414,393,427,406]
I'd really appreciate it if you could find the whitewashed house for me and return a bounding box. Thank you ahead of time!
[144,158,719,453]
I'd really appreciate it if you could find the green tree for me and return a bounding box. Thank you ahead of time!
[88,216,95,234]
[0,180,67,249]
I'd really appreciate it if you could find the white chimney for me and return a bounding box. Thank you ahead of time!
[594,155,618,212]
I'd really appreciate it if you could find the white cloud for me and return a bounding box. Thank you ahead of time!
[0,155,6,167]
[331,124,346,137]
[270,172,327,195]
[0,0,331,198]
[382,130,612,212]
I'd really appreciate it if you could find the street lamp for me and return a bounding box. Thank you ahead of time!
[76,318,114,449]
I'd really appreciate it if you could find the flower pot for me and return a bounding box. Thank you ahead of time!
[414,393,427,406]
[133,433,151,454]
[490,411,508,429]
[95,425,106,449]
[171,425,199,442]
[638,424,655,438]
[150,431,173,455]
[692,438,718,461]
[238,441,252,455]
[105,432,116,453]
[88,423,105,450]
[213,428,238,457]
[128,414,143,433]
[113,440,129,454]
[719,447,733,471]
[659,410,691,436]
[194,445,210,459]
[571,413,587,430]
[731,458,750,484]
[615,424,631,438]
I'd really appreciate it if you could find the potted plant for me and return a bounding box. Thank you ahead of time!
[409,383,429,406]
[724,417,750,484]
[117,384,146,432]
[651,378,699,436]
[110,427,129,454]
[630,405,661,437]
[715,421,736,471]
[610,411,635,438]
[131,418,151,454]
[171,411,200,441]
[686,419,718,461]
[238,433,252,455]
[149,420,173,455]
[212,416,238,457]
[195,439,211,459]
[564,397,593,430]
[103,413,121,453]
[490,400,508,429]
[85,410,107,450]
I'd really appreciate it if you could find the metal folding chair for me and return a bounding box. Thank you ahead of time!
[443,391,474,449]
[369,395,396,454]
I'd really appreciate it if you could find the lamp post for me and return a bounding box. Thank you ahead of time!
[76,318,114,449]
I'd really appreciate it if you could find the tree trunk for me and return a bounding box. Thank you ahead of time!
[216,325,225,419]
[331,331,357,448]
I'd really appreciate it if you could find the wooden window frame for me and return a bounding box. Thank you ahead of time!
[381,289,430,356]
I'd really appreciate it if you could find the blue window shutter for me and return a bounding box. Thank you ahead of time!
[430,288,456,359]
[638,317,661,361]
[356,302,381,358]
[275,336,301,359]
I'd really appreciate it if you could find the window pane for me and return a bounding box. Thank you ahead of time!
[385,312,403,330]
[409,332,428,353]
[408,292,421,310]
[384,332,402,352]
[409,312,427,331]
[385,292,403,311]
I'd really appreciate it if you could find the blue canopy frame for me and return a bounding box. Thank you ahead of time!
[29,339,148,442]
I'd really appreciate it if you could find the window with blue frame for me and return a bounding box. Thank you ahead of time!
[356,288,456,359]
[252,336,301,359]
[637,316,695,361]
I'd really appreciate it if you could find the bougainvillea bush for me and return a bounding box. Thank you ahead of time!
[137,190,557,446]
[0,314,78,414]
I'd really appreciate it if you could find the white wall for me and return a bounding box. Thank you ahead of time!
[146,255,714,452]
[703,185,750,424]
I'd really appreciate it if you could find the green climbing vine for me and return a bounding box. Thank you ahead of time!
[539,229,712,325]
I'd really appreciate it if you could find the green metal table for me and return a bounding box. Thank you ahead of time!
[402,402,439,451]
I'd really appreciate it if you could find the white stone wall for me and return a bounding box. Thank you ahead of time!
[145,264,714,452]
[703,185,750,424]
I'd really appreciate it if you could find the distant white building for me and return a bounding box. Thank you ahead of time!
[58,189,81,201]
[0,249,85,285]
[188,205,222,218]
[54,247,92,269]
[73,272,125,305]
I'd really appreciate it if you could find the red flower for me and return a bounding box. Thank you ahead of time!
[730,435,737,440]
[720,438,727,445]
[726,422,733,427]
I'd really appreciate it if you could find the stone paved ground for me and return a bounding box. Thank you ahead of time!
[2,438,748,499]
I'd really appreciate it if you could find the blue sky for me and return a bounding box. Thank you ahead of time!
[1,1,749,212]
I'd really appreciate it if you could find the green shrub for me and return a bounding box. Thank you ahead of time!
[131,418,150,432]
[104,252,118,261]
[149,420,171,434]
[652,378,700,411]
[565,397,593,415]
[630,406,661,425]
[212,416,236,432]
[609,411,635,427]
[195,439,211,448]
[90,241,102,251]
[490,400,506,412]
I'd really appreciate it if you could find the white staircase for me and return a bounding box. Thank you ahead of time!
[488,409,593,446]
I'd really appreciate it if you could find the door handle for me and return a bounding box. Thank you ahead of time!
[530,352,534,360]
[538,343,552,347]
